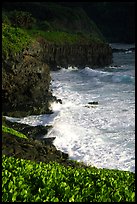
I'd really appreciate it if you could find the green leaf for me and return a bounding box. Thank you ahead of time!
[131,192,135,201]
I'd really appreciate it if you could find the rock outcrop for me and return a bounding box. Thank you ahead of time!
[2,4,113,117]
[2,38,112,117]
[2,41,53,117]
[2,118,87,168]
[38,37,112,70]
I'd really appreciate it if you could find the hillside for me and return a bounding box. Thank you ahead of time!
[58,2,135,43]
[2,2,105,41]
[2,2,112,117]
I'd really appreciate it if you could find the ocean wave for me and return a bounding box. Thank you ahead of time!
[111,74,135,83]
[81,67,134,84]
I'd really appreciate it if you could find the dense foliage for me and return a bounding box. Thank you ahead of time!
[2,155,135,202]
[2,9,103,57]
[2,23,33,56]
[2,2,105,42]
[2,2,135,43]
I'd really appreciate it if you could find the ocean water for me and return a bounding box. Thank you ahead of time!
[6,43,135,172]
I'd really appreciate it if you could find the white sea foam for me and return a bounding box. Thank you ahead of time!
[5,44,135,172]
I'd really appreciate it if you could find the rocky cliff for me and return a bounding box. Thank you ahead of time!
[38,37,112,70]
[2,37,112,117]
[2,5,112,117]
[2,41,52,117]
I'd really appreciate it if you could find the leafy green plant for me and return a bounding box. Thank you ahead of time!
[2,125,28,139]
[2,155,135,202]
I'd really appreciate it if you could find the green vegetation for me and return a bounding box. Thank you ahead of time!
[2,23,33,57]
[2,155,135,202]
[3,2,109,59]
[2,2,104,39]
[56,2,135,43]
[2,125,28,139]
[27,29,103,45]
[2,4,133,202]
[2,8,103,58]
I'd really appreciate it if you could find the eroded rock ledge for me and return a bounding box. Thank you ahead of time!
[37,37,112,70]
[2,118,87,168]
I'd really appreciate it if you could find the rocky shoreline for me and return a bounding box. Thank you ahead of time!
[2,39,112,166]
[2,117,87,168]
[2,5,113,167]
[2,39,112,118]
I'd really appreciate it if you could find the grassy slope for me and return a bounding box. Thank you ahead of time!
[2,23,33,57]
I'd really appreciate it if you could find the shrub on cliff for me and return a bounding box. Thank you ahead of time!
[2,23,33,57]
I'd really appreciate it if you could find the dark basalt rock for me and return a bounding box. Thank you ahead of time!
[2,37,112,118]
[2,41,53,117]
[2,116,69,163]
[56,99,62,104]
[38,38,112,70]
[88,101,98,105]
[2,117,90,168]
[84,101,99,108]
[2,132,68,163]
[3,118,52,139]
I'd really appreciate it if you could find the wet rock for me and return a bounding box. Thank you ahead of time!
[2,117,71,165]
[39,40,112,70]
[41,137,56,145]
[56,99,62,104]
[84,101,99,108]
[88,101,98,105]
[2,130,89,168]
[3,118,52,140]
[2,132,63,163]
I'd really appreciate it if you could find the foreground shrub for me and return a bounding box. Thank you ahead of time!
[2,155,135,202]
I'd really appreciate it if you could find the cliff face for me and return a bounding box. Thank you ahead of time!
[37,37,112,70]
[2,41,52,117]
[2,4,113,117]
[2,38,112,117]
